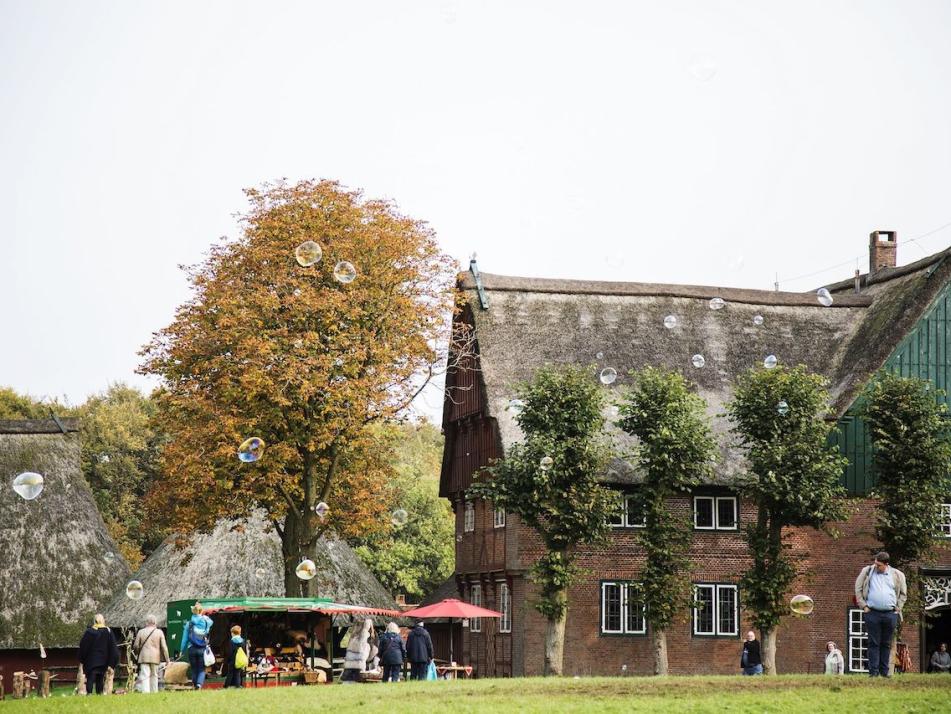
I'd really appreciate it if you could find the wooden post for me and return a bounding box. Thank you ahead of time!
[103,666,115,695]
[75,664,86,695]
[11,672,25,699]
[38,670,51,698]
[0,673,4,700]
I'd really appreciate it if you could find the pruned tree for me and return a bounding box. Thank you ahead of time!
[864,372,951,620]
[140,179,469,594]
[471,365,618,676]
[728,365,848,674]
[618,367,716,675]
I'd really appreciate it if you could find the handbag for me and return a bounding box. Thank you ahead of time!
[425,660,437,681]
[203,646,216,667]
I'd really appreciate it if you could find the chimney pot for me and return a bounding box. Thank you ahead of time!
[869,231,897,276]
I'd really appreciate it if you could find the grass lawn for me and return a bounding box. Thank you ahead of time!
[5,675,949,713]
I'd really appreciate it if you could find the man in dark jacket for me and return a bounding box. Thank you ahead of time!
[78,614,120,694]
[406,621,433,680]
[741,630,763,675]
[378,622,407,682]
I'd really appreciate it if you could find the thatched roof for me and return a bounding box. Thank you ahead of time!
[102,511,396,628]
[457,245,951,485]
[0,421,131,648]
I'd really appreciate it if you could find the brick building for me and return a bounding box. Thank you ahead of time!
[440,232,951,677]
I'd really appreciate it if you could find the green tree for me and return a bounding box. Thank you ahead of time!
[0,386,69,419]
[352,422,454,599]
[471,365,618,676]
[864,372,951,620]
[728,365,848,674]
[77,383,164,567]
[618,367,716,675]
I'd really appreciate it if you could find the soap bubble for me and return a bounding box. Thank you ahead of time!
[599,368,617,385]
[596,352,604,360]
[817,288,833,307]
[391,508,409,527]
[753,315,764,326]
[507,399,525,414]
[663,315,678,329]
[776,400,790,416]
[539,456,553,471]
[333,261,357,284]
[764,355,778,369]
[295,241,323,267]
[692,354,706,368]
[254,567,266,579]
[296,559,317,581]
[238,437,265,463]
[688,54,718,82]
[98,453,111,464]
[709,297,725,311]
[790,594,814,615]
[104,552,116,564]
[314,501,329,519]
[12,472,44,500]
[125,581,145,600]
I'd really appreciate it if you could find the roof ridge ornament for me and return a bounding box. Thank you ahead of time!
[470,253,489,310]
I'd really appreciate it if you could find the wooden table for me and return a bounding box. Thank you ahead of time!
[435,665,473,680]
[249,670,290,687]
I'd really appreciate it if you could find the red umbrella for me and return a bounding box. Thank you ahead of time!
[402,599,502,663]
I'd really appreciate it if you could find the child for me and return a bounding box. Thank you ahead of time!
[223,625,249,688]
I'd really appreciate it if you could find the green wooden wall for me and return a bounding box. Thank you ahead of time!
[835,282,951,495]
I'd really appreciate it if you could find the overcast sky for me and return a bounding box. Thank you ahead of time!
[3,0,951,420]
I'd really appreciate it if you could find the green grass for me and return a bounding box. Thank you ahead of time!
[6,675,950,713]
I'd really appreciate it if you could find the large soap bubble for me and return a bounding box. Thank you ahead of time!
[12,472,44,500]
[539,456,553,471]
[691,354,706,368]
[295,241,323,267]
[296,559,317,581]
[776,400,790,416]
[126,580,145,601]
[507,399,525,415]
[817,288,833,307]
[333,261,357,284]
[599,368,617,385]
[663,315,678,329]
[238,437,265,463]
[596,352,604,360]
[391,508,409,527]
[764,355,778,369]
[790,594,814,615]
[709,297,725,311]
[688,54,718,82]
[314,502,329,519]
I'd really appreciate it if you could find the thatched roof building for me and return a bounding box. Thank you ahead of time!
[102,511,396,628]
[449,240,951,486]
[0,419,131,649]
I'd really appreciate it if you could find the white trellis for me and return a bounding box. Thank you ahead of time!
[924,576,951,610]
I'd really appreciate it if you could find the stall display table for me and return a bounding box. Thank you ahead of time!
[435,665,472,680]
[249,669,292,687]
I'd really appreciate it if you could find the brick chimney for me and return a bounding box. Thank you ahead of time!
[869,231,897,276]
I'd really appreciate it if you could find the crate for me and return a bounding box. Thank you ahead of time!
[302,671,326,685]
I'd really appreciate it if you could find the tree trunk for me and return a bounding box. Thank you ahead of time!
[761,629,778,675]
[652,628,669,676]
[281,512,321,598]
[544,611,567,676]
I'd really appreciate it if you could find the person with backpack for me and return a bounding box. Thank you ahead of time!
[406,621,433,681]
[133,614,170,693]
[378,622,407,682]
[180,602,214,689]
[223,625,249,688]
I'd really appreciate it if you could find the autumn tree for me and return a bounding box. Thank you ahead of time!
[140,180,462,595]
[618,367,716,676]
[865,373,951,618]
[471,366,618,676]
[352,422,454,599]
[728,365,848,674]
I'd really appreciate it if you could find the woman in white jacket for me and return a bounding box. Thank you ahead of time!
[340,619,377,683]
[824,641,845,675]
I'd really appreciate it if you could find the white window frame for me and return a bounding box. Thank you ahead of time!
[939,503,951,538]
[464,500,475,532]
[848,608,868,673]
[600,582,646,635]
[470,584,482,632]
[693,495,738,531]
[693,584,738,636]
[494,506,506,529]
[498,582,511,633]
[609,496,647,529]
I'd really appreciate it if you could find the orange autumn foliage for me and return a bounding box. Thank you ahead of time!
[139,179,463,594]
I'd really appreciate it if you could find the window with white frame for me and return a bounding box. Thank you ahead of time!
[694,496,738,530]
[939,503,951,538]
[470,584,482,632]
[494,506,506,528]
[848,608,868,673]
[600,582,647,635]
[498,582,511,633]
[608,495,647,528]
[693,584,738,636]
[464,500,475,532]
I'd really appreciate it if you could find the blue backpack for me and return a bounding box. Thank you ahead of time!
[188,619,209,648]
